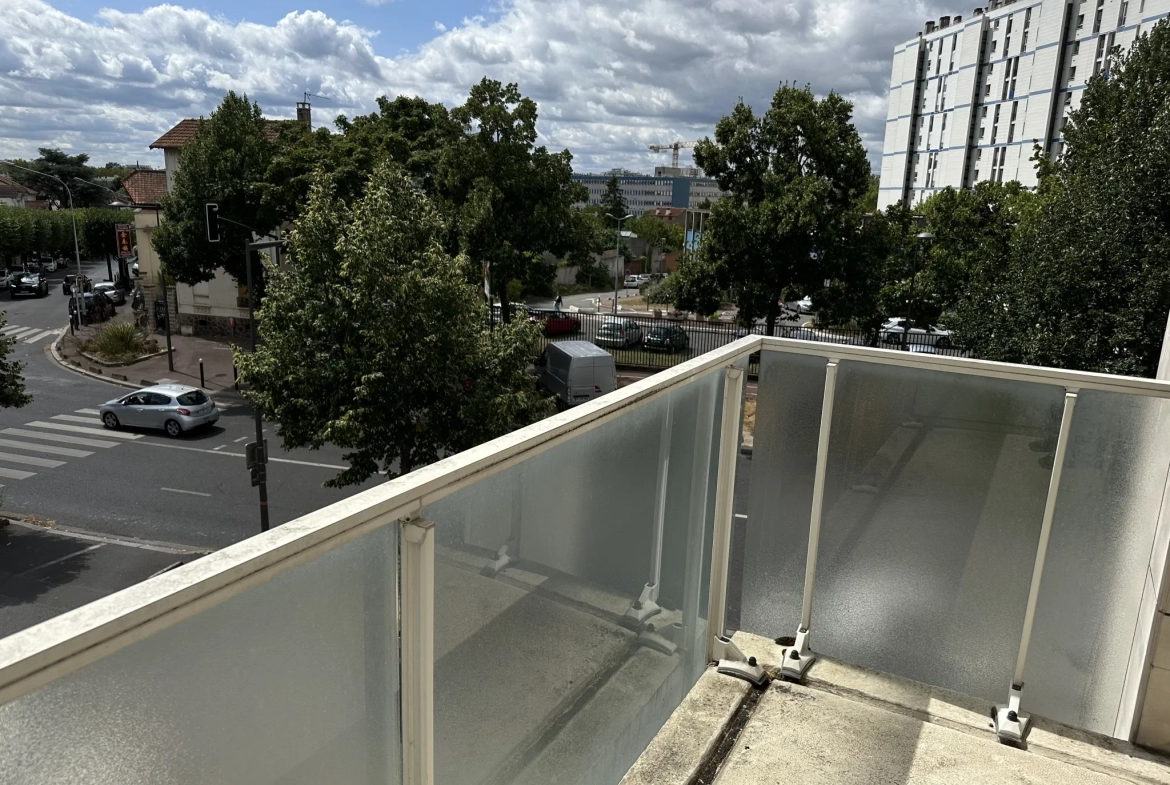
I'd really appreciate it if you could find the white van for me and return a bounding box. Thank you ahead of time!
[541,341,617,407]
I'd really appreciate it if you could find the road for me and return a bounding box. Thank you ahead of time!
[0,260,379,551]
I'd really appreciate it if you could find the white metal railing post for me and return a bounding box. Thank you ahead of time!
[706,367,767,686]
[780,360,839,683]
[401,518,435,785]
[623,397,675,628]
[994,390,1078,746]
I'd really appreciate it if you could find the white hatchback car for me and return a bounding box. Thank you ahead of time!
[100,384,220,437]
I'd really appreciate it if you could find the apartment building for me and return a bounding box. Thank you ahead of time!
[573,169,727,216]
[879,0,1170,210]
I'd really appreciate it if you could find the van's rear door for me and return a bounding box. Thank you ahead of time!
[568,358,598,405]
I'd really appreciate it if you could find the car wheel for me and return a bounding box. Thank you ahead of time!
[102,412,120,429]
[164,419,183,438]
[935,337,952,350]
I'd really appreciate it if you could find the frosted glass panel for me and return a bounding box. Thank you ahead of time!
[427,371,723,785]
[0,526,400,785]
[740,355,1065,702]
[1027,390,1170,734]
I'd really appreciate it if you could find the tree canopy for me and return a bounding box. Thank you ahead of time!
[686,84,872,331]
[600,175,628,225]
[234,161,553,486]
[0,205,133,266]
[5,149,111,208]
[0,312,31,410]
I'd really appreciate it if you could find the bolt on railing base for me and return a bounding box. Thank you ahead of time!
[712,635,769,688]
[779,626,816,683]
[480,543,515,577]
[992,684,1032,748]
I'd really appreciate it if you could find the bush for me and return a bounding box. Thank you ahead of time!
[82,322,158,363]
[643,278,674,306]
[575,261,613,288]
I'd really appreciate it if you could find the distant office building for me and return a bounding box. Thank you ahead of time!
[879,0,1170,211]
[572,168,727,216]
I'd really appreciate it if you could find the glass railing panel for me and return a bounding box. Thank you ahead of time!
[0,524,400,785]
[425,370,724,785]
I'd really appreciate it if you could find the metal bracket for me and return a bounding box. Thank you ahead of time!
[711,635,769,688]
[637,620,682,656]
[779,626,816,683]
[993,683,1031,747]
[621,581,663,629]
[480,543,515,577]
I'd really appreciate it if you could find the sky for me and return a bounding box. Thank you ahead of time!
[0,0,951,174]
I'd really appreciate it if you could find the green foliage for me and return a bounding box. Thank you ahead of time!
[643,278,674,306]
[234,161,553,487]
[600,175,627,225]
[687,84,871,330]
[82,321,157,363]
[152,92,281,286]
[5,149,109,208]
[0,312,31,410]
[0,205,133,265]
[950,20,1170,375]
[626,214,684,272]
[860,173,880,213]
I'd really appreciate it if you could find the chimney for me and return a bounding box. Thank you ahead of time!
[940,15,951,27]
[974,8,983,15]
[296,101,312,130]
[925,20,937,32]
[955,15,962,22]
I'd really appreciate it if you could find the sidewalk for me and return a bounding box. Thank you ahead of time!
[55,314,243,397]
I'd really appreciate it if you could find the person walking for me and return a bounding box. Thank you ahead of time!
[554,294,563,312]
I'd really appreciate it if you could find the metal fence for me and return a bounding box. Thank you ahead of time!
[522,309,967,371]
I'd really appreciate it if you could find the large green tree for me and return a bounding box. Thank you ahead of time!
[6,149,107,208]
[953,21,1170,375]
[600,175,628,226]
[688,85,872,332]
[234,161,552,486]
[440,78,591,322]
[152,92,283,285]
[0,312,31,410]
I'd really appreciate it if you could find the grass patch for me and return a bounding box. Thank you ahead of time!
[81,322,159,364]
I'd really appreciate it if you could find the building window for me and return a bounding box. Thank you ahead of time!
[1004,35,1011,52]
[1093,9,1103,34]
[1070,65,1077,81]
[991,39,998,52]
[1120,2,1129,26]
[1077,13,1084,28]
[1022,31,1029,49]
[1073,41,1080,56]
[1006,15,1013,33]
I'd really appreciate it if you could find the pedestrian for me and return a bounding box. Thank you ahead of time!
[554,294,563,312]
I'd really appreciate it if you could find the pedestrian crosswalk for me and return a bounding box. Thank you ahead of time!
[0,323,63,345]
[0,409,140,482]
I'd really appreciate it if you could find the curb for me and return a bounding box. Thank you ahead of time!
[50,325,139,391]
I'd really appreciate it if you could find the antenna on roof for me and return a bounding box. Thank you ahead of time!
[297,92,331,130]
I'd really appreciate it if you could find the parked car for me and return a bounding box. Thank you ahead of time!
[595,318,644,349]
[62,274,92,295]
[880,318,953,349]
[0,270,10,291]
[100,385,220,437]
[92,281,126,306]
[643,324,689,353]
[797,296,814,314]
[68,291,116,322]
[540,341,617,408]
[9,272,49,298]
[623,274,639,288]
[53,257,67,271]
[529,310,581,336]
[636,274,652,286]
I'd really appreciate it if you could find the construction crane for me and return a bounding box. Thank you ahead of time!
[648,140,696,168]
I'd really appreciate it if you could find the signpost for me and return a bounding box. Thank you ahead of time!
[115,224,134,258]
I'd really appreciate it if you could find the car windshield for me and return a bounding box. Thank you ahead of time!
[599,323,622,333]
[648,327,671,338]
[176,390,209,406]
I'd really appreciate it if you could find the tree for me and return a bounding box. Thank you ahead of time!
[689,85,871,332]
[440,78,591,323]
[0,312,31,410]
[952,21,1170,375]
[6,149,105,208]
[600,175,628,226]
[234,161,553,486]
[152,92,281,286]
[627,214,684,272]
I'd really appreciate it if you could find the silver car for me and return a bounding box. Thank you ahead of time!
[100,384,220,437]
[92,281,126,305]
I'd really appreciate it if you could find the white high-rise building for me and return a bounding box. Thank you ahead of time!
[879,0,1169,211]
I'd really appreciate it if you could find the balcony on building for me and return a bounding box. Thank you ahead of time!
[3,335,1170,784]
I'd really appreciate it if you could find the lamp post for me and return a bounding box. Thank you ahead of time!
[1,160,84,327]
[909,215,935,351]
[606,212,633,315]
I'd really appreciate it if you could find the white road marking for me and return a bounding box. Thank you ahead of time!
[0,467,35,480]
[0,451,66,468]
[14,544,103,577]
[161,487,211,497]
[5,327,39,339]
[135,440,348,469]
[75,408,101,415]
[25,421,142,440]
[233,436,248,443]
[1,325,25,335]
[24,330,53,344]
[52,414,102,425]
[5,518,212,554]
[2,428,120,449]
[0,438,92,458]
[213,445,226,450]
[734,514,748,519]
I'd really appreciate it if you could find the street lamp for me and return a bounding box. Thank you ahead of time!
[605,212,633,315]
[906,217,936,350]
[0,160,85,327]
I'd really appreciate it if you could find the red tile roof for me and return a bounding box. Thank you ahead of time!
[150,118,295,149]
[0,174,39,200]
[122,169,168,206]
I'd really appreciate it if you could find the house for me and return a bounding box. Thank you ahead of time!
[121,169,169,307]
[0,175,42,208]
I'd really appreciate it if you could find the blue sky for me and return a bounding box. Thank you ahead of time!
[1,0,950,172]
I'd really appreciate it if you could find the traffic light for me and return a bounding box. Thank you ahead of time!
[206,203,220,243]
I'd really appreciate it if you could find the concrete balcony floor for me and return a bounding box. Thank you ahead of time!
[624,632,1170,785]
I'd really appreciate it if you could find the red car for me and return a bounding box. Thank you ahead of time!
[530,310,581,336]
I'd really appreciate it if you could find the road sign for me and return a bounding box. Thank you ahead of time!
[250,465,266,488]
[246,440,268,469]
[115,224,134,258]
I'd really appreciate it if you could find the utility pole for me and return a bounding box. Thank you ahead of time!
[606,212,633,315]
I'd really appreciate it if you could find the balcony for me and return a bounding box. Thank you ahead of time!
[2,335,1170,783]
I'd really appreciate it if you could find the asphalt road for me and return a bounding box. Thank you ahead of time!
[1,260,379,551]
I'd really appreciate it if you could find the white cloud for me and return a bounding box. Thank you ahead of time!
[0,0,950,172]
